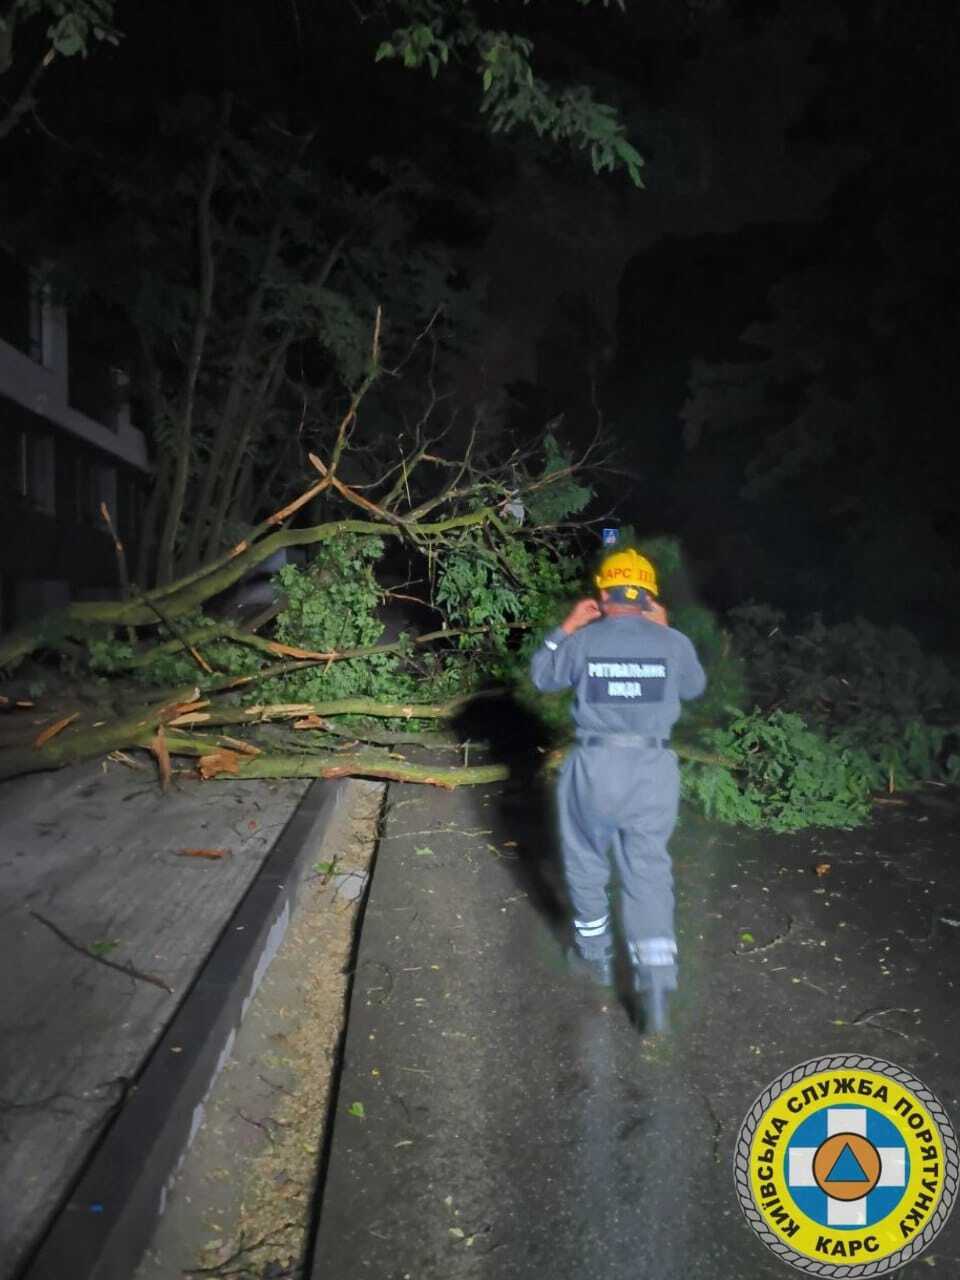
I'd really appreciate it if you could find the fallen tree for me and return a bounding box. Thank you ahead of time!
[13,338,934,830]
[0,311,593,672]
[0,335,614,788]
[0,467,733,790]
[0,678,729,786]
[11,496,942,831]
[9,422,946,831]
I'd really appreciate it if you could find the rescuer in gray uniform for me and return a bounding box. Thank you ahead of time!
[529,549,706,1033]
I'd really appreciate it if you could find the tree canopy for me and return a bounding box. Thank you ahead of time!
[0,0,118,137]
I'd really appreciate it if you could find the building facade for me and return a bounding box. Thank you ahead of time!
[0,251,150,631]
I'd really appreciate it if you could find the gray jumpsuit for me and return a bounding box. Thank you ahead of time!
[530,610,706,974]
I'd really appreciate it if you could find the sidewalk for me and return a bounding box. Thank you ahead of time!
[0,760,319,1279]
[309,773,960,1279]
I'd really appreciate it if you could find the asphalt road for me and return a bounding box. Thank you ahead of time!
[309,762,960,1280]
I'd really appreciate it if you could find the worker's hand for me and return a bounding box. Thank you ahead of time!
[560,598,602,635]
[644,598,669,627]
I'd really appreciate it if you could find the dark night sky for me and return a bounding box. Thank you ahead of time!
[5,0,959,637]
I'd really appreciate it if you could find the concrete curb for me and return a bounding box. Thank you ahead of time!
[18,777,350,1280]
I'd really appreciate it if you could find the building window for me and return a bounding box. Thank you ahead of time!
[0,424,56,515]
[28,286,44,363]
[28,433,56,514]
[72,454,118,526]
[0,251,31,354]
[69,337,117,427]
[49,432,121,527]
[67,294,130,429]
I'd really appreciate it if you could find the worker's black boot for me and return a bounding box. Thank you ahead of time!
[629,939,678,1035]
[567,938,614,987]
[568,914,614,987]
[633,965,673,1034]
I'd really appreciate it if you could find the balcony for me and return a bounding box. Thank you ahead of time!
[0,334,149,472]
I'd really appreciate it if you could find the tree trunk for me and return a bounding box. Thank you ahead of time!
[204,754,510,788]
[133,331,165,585]
[137,452,169,588]
[227,449,256,533]
[181,215,285,571]
[0,688,504,782]
[0,686,202,780]
[203,336,292,560]
[155,94,230,584]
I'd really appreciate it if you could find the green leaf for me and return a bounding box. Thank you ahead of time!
[739,931,755,944]
[89,938,120,957]
[414,846,434,856]
[347,1101,366,1118]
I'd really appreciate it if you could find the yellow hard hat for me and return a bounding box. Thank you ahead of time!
[595,549,659,598]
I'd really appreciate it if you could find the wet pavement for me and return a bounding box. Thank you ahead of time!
[310,769,960,1280]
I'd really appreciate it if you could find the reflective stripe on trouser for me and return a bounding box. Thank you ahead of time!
[629,937,678,992]
[629,937,677,967]
[556,742,680,945]
[573,913,612,960]
[574,914,610,937]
